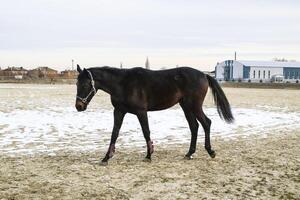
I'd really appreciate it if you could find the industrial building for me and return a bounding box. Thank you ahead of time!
[215,60,300,83]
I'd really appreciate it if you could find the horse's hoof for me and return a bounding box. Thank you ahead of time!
[209,150,216,158]
[184,155,193,160]
[99,161,108,166]
[143,157,152,163]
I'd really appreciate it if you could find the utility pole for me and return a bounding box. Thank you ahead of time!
[120,62,123,69]
[72,59,74,70]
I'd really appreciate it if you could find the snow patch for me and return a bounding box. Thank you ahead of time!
[1,106,300,155]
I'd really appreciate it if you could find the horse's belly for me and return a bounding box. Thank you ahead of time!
[147,92,182,111]
[148,103,177,111]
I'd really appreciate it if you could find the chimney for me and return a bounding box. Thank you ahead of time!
[234,52,237,61]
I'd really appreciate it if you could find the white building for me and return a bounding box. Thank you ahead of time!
[215,60,300,83]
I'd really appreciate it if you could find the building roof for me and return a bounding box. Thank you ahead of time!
[61,69,77,72]
[237,60,300,68]
[32,67,57,72]
[2,67,28,71]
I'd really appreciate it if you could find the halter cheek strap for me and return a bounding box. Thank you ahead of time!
[76,70,97,104]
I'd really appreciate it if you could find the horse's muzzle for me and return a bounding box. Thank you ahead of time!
[75,100,87,112]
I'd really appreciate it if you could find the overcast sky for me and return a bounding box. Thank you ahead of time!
[0,0,300,70]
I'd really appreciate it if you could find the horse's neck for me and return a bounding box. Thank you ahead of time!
[93,68,123,95]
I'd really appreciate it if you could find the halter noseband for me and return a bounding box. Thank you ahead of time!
[76,70,97,104]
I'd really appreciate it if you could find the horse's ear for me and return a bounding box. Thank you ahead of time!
[77,64,82,73]
[82,68,89,76]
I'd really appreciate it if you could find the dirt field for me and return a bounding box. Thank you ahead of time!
[0,132,299,200]
[0,85,300,199]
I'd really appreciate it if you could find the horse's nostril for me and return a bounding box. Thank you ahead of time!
[76,101,86,111]
[76,103,82,111]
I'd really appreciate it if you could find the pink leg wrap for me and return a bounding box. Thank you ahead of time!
[147,140,154,154]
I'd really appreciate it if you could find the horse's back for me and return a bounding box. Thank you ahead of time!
[125,67,206,83]
[122,67,208,94]
[120,67,208,111]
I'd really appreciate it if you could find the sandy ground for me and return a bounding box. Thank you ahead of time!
[0,132,299,200]
[0,85,300,199]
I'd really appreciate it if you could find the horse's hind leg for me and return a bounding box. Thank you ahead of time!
[180,100,199,159]
[195,108,216,158]
[136,111,154,161]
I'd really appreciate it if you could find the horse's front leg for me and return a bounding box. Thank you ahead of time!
[137,111,154,161]
[101,109,125,165]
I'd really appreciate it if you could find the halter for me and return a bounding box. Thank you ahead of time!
[76,70,97,104]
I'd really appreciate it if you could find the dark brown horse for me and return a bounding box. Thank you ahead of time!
[75,65,234,165]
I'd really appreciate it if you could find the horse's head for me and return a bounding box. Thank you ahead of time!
[75,65,97,112]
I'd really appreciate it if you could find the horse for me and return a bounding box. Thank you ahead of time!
[75,64,234,165]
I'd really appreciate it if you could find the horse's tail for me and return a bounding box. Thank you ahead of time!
[206,75,234,123]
